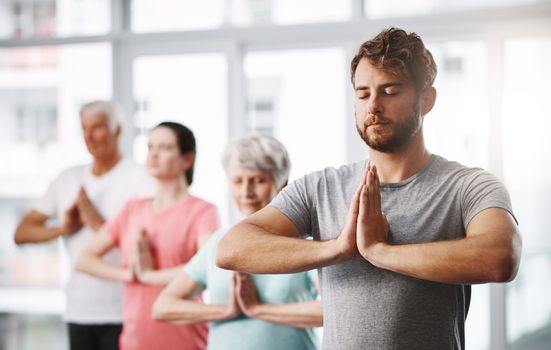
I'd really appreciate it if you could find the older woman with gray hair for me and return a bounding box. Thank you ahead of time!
[153,134,322,350]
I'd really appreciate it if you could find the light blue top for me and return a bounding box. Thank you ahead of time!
[184,228,320,350]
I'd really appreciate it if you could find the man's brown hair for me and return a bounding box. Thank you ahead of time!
[350,28,437,91]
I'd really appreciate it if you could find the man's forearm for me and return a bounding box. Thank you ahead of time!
[216,222,346,274]
[14,223,65,244]
[365,231,521,284]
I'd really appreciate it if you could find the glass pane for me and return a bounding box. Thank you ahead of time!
[364,0,545,19]
[0,43,111,312]
[0,314,68,350]
[244,48,347,179]
[424,41,489,169]
[229,0,350,26]
[131,0,351,32]
[131,0,224,32]
[503,37,551,349]
[133,53,228,222]
[0,0,110,39]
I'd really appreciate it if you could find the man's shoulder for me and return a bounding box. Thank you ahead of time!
[428,155,503,192]
[432,155,496,179]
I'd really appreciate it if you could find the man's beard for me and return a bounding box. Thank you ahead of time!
[356,102,421,153]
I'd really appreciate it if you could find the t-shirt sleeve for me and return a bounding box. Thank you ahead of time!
[269,174,315,238]
[104,201,133,246]
[461,170,517,227]
[184,229,224,287]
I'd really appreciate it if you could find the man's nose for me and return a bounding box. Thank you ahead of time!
[367,94,383,115]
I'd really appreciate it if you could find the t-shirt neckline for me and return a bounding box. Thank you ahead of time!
[364,154,438,189]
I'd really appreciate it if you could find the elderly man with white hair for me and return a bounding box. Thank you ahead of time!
[14,100,154,350]
[153,133,322,350]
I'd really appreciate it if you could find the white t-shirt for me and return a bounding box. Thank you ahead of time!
[33,157,155,324]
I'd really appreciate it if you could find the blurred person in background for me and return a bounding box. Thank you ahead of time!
[77,121,220,350]
[153,134,322,350]
[14,100,155,350]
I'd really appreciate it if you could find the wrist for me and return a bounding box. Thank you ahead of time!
[245,304,262,318]
[360,241,387,267]
[122,268,134,283]
[330,237,356,263]
[220,305,240,320]
[56,226,69,237]
[90,218,105,231]
[138,269,155,284]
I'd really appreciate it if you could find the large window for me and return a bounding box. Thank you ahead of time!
[425,41,489,168]
[244,48,347,178]
[0,0,110,39]
[0,43,111,290]
[0,42,111,349]
[131,0,350,32]
[364,0,547,19]
[503,36,551,348]
[132,53,229,223]
[1,1,549,349]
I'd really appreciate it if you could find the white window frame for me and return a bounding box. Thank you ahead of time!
[1,1,550,348]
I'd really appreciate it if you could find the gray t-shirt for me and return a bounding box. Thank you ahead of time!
[270,155,514,350]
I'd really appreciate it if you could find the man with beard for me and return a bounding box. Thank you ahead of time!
[216,28,522,350]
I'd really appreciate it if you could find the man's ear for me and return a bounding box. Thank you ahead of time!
[420,86,436,116]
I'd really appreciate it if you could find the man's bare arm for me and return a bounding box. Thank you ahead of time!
[14,209,80,244]
[358,166,522,284]
[216,177,367,274]
[364,208,521,284]
[217,167,371,274]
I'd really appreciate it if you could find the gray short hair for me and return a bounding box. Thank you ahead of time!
[222,133,291,189]
[79,100,123,132]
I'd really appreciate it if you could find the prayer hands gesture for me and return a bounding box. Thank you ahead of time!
[76,187,105,231]
[61,203,83,235]
[234,272,260,317]
[221,272,243,320]
[132,228,155,282]
[356,165,390,261]
[223,272,262,320]
[336,164,390,263]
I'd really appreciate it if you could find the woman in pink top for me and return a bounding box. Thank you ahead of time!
[77,122,220,350]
